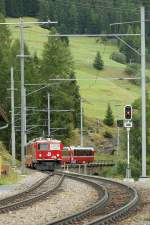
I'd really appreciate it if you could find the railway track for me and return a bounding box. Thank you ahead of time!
[0,172,64,213]
[47,172,139,225]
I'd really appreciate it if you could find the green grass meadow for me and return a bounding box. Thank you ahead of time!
[70,37,139,119]
[6,17,140,120]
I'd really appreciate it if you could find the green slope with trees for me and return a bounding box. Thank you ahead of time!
[5,17,140,119]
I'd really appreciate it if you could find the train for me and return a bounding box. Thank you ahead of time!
[25,137,63,170]
[25,137,96,170]
[62,146,96,164]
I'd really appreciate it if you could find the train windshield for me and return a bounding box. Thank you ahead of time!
[50,143,60,150]
[38,143,49,150]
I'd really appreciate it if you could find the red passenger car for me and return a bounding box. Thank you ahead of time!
[25,137,63,170]
[62,146,96,164]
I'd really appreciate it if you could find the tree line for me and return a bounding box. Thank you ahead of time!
[0,0,39,17]
[1,0,150,63]
[0,0,147,33]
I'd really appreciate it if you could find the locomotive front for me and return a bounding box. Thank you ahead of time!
[25,138,63,170]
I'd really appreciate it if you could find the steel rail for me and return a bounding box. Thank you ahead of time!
[85,176,139,225]
[0,172,51,205]
[0,174,64,213]
[47,173,109,225]
[87,187,138,225]
[47,172,139,225]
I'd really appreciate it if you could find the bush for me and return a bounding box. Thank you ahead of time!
[99,160,126,178]
[125,63,138,75]
[103,131,112,138]
[100,157,140,179]
[125,63,140,85]
[110,51,127,64]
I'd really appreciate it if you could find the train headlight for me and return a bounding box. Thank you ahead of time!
[39,154,42,158]
[56,154,60,158]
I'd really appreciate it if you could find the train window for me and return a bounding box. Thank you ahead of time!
[38,143,49,150]
[74,149,93,156]
[50,143,60,150]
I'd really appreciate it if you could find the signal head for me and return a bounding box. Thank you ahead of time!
[124,105,132,120]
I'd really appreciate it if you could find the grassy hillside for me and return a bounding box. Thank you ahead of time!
[70,37,139,119]
[6,17,140,120]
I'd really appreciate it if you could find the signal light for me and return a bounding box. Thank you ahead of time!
[124,105,132,120]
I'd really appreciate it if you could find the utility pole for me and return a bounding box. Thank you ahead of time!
[80,98,83,147]
[141,5,146,178]
[48,93,51,137]
[19,18,26,173]
[24,87,27,145]
[10,67,16,167]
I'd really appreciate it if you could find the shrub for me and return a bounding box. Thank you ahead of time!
[125,63,138,75]
[103,131,112,138]
[111,51,127,64]
[125,63,140,85]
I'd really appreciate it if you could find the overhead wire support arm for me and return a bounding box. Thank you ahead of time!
[26,109,74,112]
[26,84,49,96]
[110,19,150,26]
[109,24,141,56]
[0,21,57,26]
[113,35,141,56]
[47,33,140,37]
[48,77,141,81]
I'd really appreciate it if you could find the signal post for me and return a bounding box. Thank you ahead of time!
[124,105,134,181]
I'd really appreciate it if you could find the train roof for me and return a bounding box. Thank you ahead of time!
[27,137,61,144]
[63,146,95,150]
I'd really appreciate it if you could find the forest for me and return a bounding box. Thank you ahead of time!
[0,0,150,62]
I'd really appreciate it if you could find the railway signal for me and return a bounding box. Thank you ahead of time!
[124,105,132,120]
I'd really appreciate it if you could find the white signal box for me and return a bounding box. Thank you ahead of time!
[124,120,133,128]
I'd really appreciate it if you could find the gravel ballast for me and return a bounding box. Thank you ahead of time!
[0,171,99,225]
[116,180,150,225]
[1,170,150,225]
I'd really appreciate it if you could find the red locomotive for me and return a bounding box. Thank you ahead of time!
[25,137,63,170]
[62,146,96,164]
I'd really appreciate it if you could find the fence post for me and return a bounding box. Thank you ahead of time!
[84,164,87,175]
[78,164,81,174]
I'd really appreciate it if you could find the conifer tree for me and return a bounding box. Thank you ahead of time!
[40,29,80,139]
[103,104,114,126]
[93,51,104,70]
